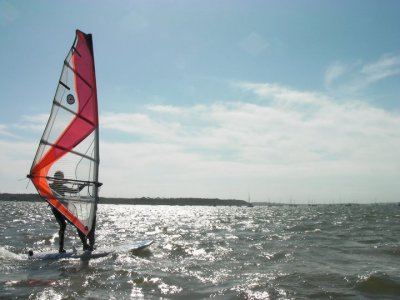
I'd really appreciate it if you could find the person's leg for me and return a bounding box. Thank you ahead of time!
[87,215,96,250]
[77,229,90,250]
[53,208,66,253]
[58,222,66,253]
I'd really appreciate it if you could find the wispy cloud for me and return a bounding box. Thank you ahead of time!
[361,54,400,83]
[0,124,13,137]
[146,104,184,114]
[324,54,400,93]
[17,114,48,131]
[324,62,348,88]
[97,83,400,201]
[239,32,269,56]
[0,140,35,193]
[102,112,182,141]
[116,9,149,35]
[238,82,330,107]
[0,1,19,25]
[4,81,400,202]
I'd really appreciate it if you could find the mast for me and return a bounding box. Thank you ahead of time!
[87,32,100,234]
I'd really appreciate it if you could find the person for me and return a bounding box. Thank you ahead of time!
[49,171,94,253]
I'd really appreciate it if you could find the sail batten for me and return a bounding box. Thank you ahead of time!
[29,29,100,237]
[58,81,70,90]
[39,140,97,162]
[63,61,93,89]
[52,101,97,127]
[28,174,99,186]
[72,46,81,57]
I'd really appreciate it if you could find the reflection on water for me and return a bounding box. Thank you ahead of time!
[0,201,400,299]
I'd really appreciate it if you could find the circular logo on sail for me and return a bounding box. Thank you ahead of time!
[67,94,75,105]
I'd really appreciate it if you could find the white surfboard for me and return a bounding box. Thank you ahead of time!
[28,239,154,260]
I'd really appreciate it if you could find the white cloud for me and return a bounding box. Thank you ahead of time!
[146,104,183,114]
[324,54,400,93]
[0,124,14,137]
[324,62,347,88]
[97,84,400,202]
[238,82,330,107]
[3,82,400,202]
[0,140,36,193]
[17,114,48,131]
[102,112,182,142]
[239,32,269,56]
[361,54,400,84]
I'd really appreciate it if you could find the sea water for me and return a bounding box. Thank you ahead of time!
[0,199,399,299]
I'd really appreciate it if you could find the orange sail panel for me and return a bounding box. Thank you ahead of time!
[29,30,100,236]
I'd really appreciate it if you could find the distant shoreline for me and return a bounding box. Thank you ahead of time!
[0,193,253,207]
[2,193,398,206]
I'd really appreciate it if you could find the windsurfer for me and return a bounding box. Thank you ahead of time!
[49,171,94,253]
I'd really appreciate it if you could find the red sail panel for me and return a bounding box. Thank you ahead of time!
[29,30,100,236]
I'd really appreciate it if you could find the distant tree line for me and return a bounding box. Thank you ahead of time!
[0,193,251,207]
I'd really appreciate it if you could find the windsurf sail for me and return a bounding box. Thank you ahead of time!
[28,29,101,237]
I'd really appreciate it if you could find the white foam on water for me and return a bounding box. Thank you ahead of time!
[0,246,24,261]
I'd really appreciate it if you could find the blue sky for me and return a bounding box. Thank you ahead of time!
[1,0,399,203]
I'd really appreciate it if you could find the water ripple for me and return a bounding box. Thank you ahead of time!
[1,200,399,299]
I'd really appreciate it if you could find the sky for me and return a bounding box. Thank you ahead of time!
[0,0,399,203]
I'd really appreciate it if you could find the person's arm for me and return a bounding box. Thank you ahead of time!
[60,183,86,194]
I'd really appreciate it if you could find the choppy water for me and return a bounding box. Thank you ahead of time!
[0,199,399,299]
